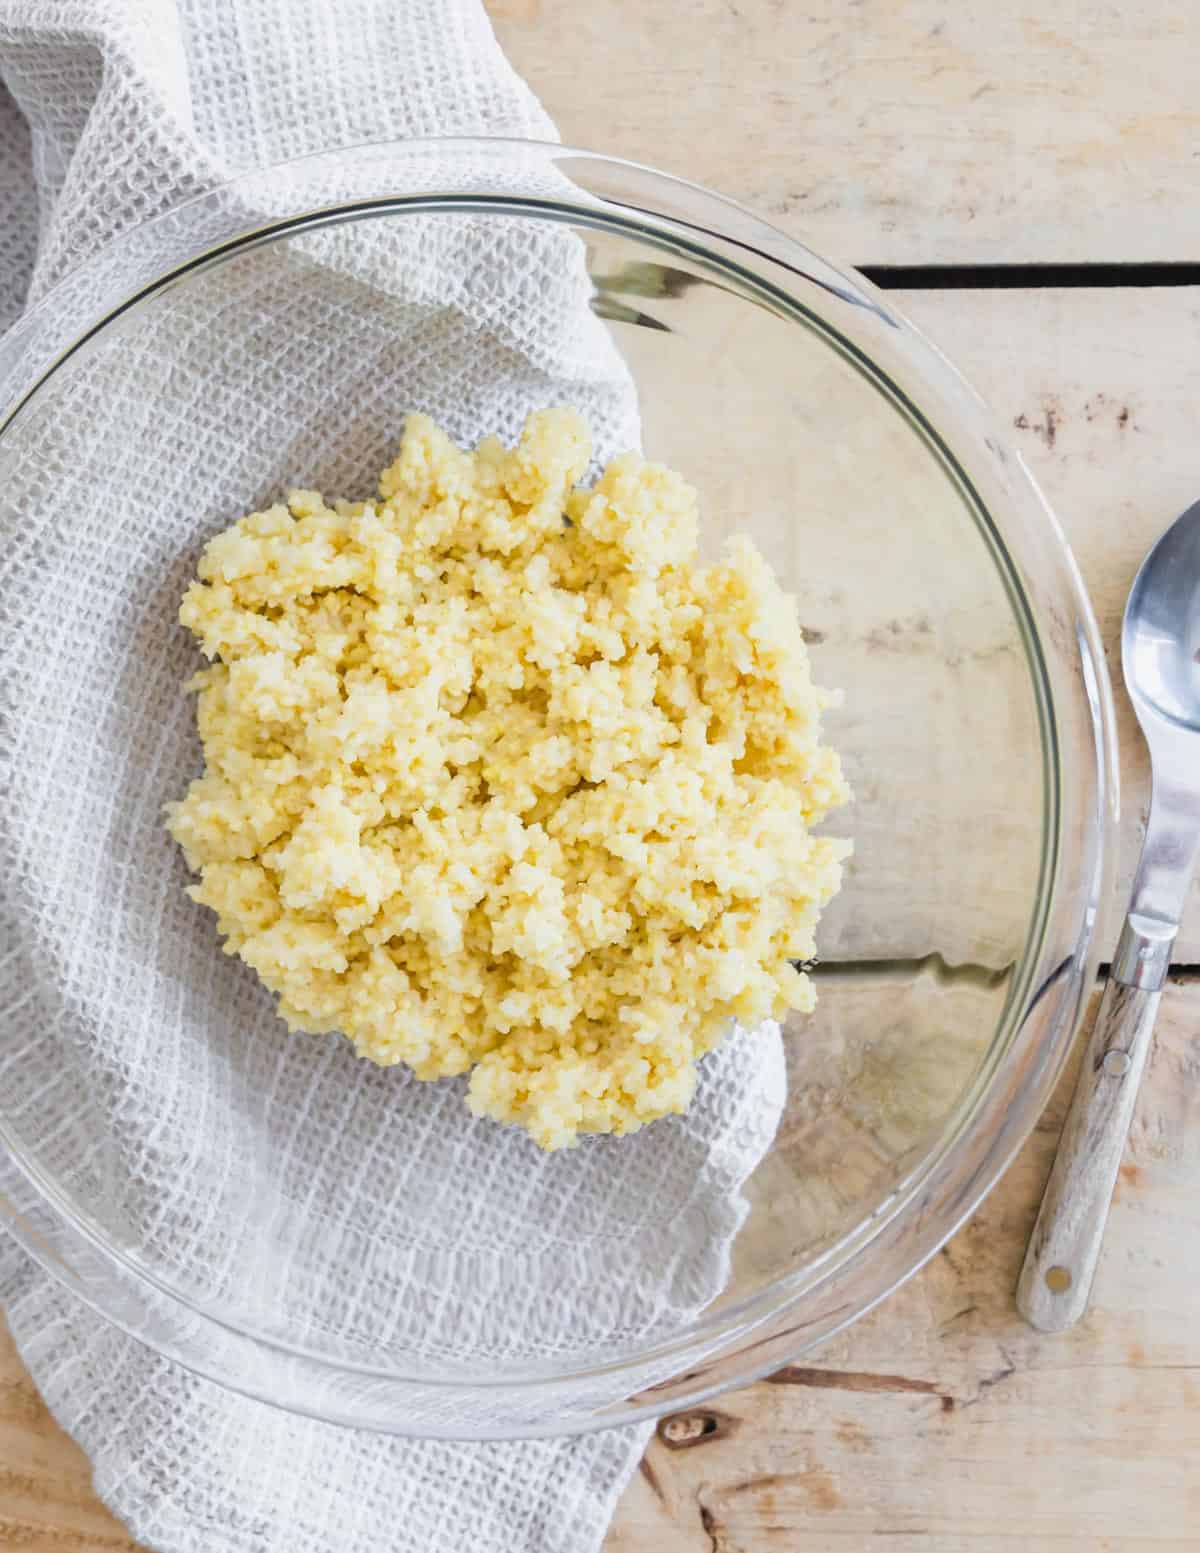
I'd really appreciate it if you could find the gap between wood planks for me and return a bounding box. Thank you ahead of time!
[817,961,1200,982]
[1103,963,1200,980]
[863,262,1200,290]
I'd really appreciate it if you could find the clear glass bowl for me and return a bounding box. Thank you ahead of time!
[0,140,1116,1438]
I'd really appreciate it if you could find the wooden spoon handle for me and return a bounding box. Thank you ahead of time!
[1016,974,1160,1333]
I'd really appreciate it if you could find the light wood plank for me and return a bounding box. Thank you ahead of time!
[0,1317,137,1551]
[489,0,1200,266]
[899,286,1200,963]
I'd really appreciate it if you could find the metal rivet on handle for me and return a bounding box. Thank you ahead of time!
[1045,1265,1073,1294]
[1103,1049,1132,1077]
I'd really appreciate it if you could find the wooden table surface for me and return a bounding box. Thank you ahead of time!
[6,2,1200,1548]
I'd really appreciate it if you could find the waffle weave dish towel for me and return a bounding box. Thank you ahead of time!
[0,3,784,1550]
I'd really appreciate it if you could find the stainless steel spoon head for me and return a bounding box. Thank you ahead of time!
[1122,496,1200,736]
[1114,498,1200,989]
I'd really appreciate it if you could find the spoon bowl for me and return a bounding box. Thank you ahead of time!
[1123,497,1200,734]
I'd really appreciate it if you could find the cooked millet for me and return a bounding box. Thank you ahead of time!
[167,408,851,1148]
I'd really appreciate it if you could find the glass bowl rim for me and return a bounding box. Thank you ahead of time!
[0,135,1119,1432]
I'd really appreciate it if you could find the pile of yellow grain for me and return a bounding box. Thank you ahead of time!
[167,409,850,1148]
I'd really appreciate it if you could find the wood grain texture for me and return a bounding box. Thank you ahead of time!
[0,1318,138,1551]
[8,981,1200,1550]
[487,0,1200,266]
[605,979,1200,1551]
[898,285,1200,962]
[1017,975,1160,1331]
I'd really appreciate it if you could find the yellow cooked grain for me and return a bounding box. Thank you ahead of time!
[167,409,851,1148]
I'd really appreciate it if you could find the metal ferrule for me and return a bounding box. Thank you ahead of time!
[1111,912,1178,991]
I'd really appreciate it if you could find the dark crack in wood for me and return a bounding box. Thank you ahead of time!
[637,1453,666,1506]
[766,1365,951,1411]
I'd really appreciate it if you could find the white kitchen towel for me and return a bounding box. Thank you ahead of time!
[0,3,786,1551]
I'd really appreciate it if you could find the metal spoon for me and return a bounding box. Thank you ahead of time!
[1018,499,1200,1332]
